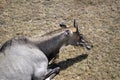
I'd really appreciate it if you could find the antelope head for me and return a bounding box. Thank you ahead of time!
[59,20,93,50]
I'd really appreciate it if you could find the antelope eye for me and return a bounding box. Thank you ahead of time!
[65,30,70,35]
[64,30,73,37]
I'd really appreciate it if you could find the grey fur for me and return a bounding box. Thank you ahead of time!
[0,30,72,80]
[0,21,93,80]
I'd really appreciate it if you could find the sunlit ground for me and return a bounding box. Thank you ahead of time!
[0,0,120,80]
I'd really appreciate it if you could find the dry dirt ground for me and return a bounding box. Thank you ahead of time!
[0,0,120,80]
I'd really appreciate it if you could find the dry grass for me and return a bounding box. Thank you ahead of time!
[0,0,120,80]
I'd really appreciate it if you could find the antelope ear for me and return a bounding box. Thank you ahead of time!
[74,19,79,32]
[64,30,73,37]
[59,22,67,28]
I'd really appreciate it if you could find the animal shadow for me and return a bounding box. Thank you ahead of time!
[49,54,88,71]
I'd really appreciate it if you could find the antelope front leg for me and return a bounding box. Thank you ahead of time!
[45,67,60,80]
[45,73,58,80]
[49,54,59,64]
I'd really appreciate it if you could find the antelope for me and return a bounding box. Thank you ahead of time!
[0,20,93,80]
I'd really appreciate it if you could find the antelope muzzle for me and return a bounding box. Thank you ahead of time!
[78,34,93,50]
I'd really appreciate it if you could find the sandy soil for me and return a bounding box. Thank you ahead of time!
[0,0,120,80]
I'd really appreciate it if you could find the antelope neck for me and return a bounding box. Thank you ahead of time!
[33,32,69,61]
